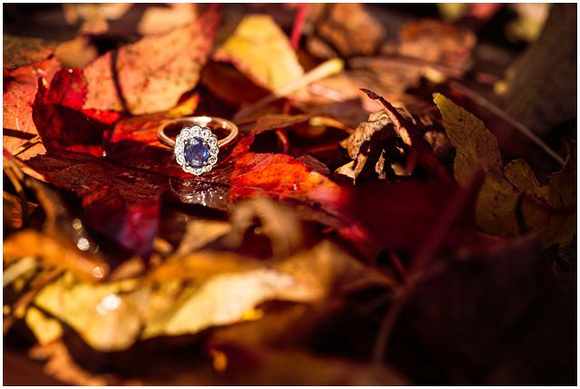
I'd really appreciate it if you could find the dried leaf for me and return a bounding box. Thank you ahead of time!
[144,240,392,339]
[29,340,121,385]
[25,307,63,345]
[213,14,304,91]
[362,89,452,181]
[149,251,259,282]
[227,197,304,258]
[308,4,385,58]
[3,57,60,159]
[3,230,109,283]
[141,268,297,339]
[137,4,197,35]
[244,113,313,135]
[397,20,475,69]
[3,35,59,70]
[434,93,576,247]
[82,8,219,115]
[34,273,141,351]
[175,219,232,255]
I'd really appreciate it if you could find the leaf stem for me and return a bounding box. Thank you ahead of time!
[450,81,565,166]
[234,58,344,121]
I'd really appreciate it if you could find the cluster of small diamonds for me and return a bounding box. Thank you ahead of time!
[174,126,219,176]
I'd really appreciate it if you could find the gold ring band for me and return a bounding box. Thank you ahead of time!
[158,116,238,148]
[158,116,239,176]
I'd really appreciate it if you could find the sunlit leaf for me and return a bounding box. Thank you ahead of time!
[82,8,219,115]
[213,14,304,91]
[34,273,141,351]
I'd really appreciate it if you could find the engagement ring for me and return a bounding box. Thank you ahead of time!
[158,116,238,176]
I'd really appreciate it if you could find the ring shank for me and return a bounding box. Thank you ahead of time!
[158,116,238,148]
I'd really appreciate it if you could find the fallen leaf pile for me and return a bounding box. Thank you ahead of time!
[3,3,576,386]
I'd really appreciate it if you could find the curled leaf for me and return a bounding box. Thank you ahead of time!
[434,93,576,247]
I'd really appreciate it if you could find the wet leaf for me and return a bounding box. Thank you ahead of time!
[213,14,304,91]
[230,152,346,227]
[434,93,576,247]
[25,151,166,256]
[82,8,219,115]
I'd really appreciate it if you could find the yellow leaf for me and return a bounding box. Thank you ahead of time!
[25,306,63,345]
[34,273,142,352]
[3,230,109,283]
[434,93,576,247]
[504,152,576,247]
[143,241,392,339]
[213,14,304,91]
[433,92,503,183]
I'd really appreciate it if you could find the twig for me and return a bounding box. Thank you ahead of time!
[4,158,29,227]
[13,135,43,157]
[234,58,344,121]
[290,4,308,50]
[389,251,409,288]
[450,81,565,166]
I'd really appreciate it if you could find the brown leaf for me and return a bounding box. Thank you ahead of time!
[29,341,111,385]
[362,88,452,181]
[397,19,476,69]
[308,4,385,58]
[82,8,219,115]
[3,35,59,70]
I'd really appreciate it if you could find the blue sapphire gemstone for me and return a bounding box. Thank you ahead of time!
[183,137,209,167]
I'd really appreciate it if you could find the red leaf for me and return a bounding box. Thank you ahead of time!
[3,57,60,158]
[25,151,165,256]
[32,69,101,156]
[345,180,503,252]
[32,68,120,157]
[82,8,219,115]
[230,152,346,225]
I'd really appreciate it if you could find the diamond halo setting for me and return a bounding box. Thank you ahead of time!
[174,126,219,176]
